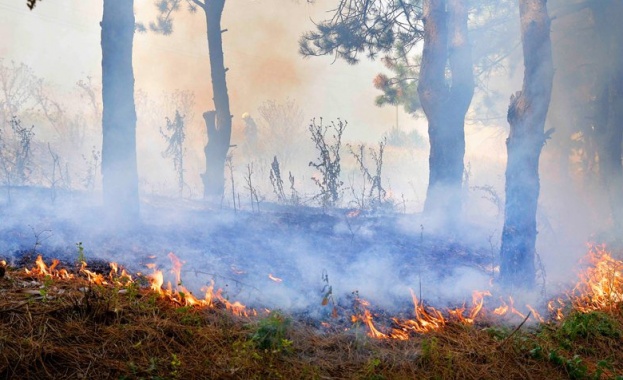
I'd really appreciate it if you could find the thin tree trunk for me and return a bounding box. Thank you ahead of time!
[500,0,554,289]
[100,0,139,223]
[201,0,232,201]
[418,0,474,224]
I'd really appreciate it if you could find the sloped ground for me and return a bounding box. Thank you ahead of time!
[0,264,622,379]
[0,188,495,316]
[3,188,622,378]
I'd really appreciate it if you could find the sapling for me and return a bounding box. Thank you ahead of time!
[308,118,346,207]
[347,138,388,211]
[161,110,186,197]
[244,162,261,212]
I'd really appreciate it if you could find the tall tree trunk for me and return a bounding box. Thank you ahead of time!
[200,0,232,201]
[591,1,623,233]
[101,0,139,223]
[418,0,474,224]
[500,0,554,289]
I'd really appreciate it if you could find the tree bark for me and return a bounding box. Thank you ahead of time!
[500,0,554,289]
[418,0,474,224]
[100,0,139,223]
[201,0,232,201]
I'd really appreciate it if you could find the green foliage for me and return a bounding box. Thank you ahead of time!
[249,311,293,352]
[483,326,512,341]
[299,1,422,64]
[374,50,421,115]
[175,306,203,326]
[548,350,588,380]
[421,337,439,363]
[558,312,621,341]
[362,357,385,380]
[39,274,53,301]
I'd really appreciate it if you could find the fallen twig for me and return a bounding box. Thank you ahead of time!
[496,311,532,349]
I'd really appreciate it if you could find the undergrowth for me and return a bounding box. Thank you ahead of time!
[0,265,622,379]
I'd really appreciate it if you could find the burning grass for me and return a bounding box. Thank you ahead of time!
[0,246,623,379]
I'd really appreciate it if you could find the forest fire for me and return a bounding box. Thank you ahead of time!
[350,245,623,339]
[18,244,623,341]
[568,244,623,312]
[145,252,251,317]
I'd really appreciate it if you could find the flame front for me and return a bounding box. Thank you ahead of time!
[571,244,623,312]
[20,243,623,341]
[144,253,250,316]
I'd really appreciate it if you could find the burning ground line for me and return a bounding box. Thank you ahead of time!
[351,244,623,339]
[16,243,623,341]
[19,253,256,318]
[350,291,545,340]
[145,252,254,317]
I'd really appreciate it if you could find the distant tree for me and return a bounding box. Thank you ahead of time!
[0,60,41,126]
[589,1,623,233]
[257,99,305,168]
[500,0,554,289]
[547,1,623,234]
[150,0,233,201]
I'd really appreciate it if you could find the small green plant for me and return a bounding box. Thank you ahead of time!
[176,306,203,326]
[483,326,512,341]
[548,350,588,380]
[39,274,53,301]
[421,336,439,363]
[76,242,86,264]
[363,357,385,380]
[558,312,621,341]
[321,270,338,318]
[169,353,182,379]
[249,311,293,352]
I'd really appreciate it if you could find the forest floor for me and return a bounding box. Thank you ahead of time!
[0,187,622,379]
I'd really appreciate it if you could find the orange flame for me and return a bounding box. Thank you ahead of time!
[268,274,283,283]
[143,253,251,316]
[570,244,623,312]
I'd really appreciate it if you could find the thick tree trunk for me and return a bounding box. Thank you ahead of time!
[100,0,139,223]
[500,0,553,289]
[201,0,232,201]
[418,0,474,223]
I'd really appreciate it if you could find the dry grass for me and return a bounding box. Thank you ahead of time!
[0,265,622,380]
